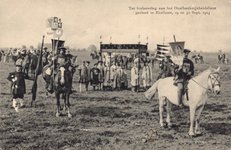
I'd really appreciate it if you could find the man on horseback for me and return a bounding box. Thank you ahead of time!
[174,49,194,107]
[46,47,73,93]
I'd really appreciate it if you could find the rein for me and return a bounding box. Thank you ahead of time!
[191,73,220,92]
[191,78,208,90]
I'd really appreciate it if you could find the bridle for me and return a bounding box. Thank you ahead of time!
[208,73,220,90]
[191,72,220,92]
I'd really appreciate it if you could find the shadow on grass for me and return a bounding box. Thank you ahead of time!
[1,92,11,95]
[77,106,132,118]
[201,123,231,135]
[204,103,228,112]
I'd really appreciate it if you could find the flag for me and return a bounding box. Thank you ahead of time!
[51,39,65,54]
[169,41,185,66]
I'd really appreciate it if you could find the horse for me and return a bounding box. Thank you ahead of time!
[90,53,99,60]
[192,55,204,64]
[218,54,222,63]
[221,54,229,64]
[145,66,221,136]
[53,66,73,118]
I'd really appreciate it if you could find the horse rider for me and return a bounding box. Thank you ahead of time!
[46,47,73,93]
[174,49,194,107]
[157,53,175,80]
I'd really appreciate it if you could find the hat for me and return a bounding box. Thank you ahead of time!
[15,59,23,67]
[82,60,85,63]
[183,49,191,53]
[98,61,103,64]
[86,61,90,64]
[94,63,98,66]
[165,53,171,57]
[43,47,48,49]
[58,47,66,51]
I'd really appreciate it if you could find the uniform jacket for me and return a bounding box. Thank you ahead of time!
[175,57,194,81]
[7,71,30,95]
[90,67,100,85]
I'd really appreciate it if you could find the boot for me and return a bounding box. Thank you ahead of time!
[20,99,25,108]
[47,78,54,94]
[12,98,16,108]
[177,89,183,108]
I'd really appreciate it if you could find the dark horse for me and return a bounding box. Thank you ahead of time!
[43,66,74,118]
[90,53,99,60]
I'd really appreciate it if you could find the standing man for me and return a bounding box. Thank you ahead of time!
[30,50,38,79]
[85,61,91,91]
[103,61,111,90]
[78,61,88,92]
[91,63,100,90]
[131,58,139,92]
[141,59,152,91]
[42,47,49,67]
[97,61,104,90]
[174,49,194,107]
[7,61,33,112]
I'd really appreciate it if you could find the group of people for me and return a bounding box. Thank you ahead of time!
[77,55,154,92]
[7,44,195,112]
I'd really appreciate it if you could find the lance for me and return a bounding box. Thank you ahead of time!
[53,37,60,82]
[31,35,45,106]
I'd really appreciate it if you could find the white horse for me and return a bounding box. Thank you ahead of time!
[145,66,221,136]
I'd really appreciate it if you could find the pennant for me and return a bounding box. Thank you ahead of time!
[168,42,185,56]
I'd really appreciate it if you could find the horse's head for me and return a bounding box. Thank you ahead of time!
[208,67,221,94]
[59,67,65,85]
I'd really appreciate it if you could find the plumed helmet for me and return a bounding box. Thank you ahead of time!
[134,58,139,63]
[15,59,23,67]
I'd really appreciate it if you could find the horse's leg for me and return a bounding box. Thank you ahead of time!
[63,93,67,111]
[159,96,165,127]
[79,83,82,92]
[166,99,172,128]
[195,105,204,135]
[189,106,196,136]
[55,93,61,117]
[66,92,72,118]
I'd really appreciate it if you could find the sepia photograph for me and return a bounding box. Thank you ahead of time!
[0,0,230,149]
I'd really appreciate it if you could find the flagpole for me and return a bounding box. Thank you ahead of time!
[138,35,140,92]
[31,35,45,106]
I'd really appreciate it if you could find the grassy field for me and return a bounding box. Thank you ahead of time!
[0,52,230,150]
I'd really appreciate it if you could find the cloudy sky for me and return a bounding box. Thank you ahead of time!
[0,0,230,52]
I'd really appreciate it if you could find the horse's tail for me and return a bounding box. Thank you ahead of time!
[144,79,161,100]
